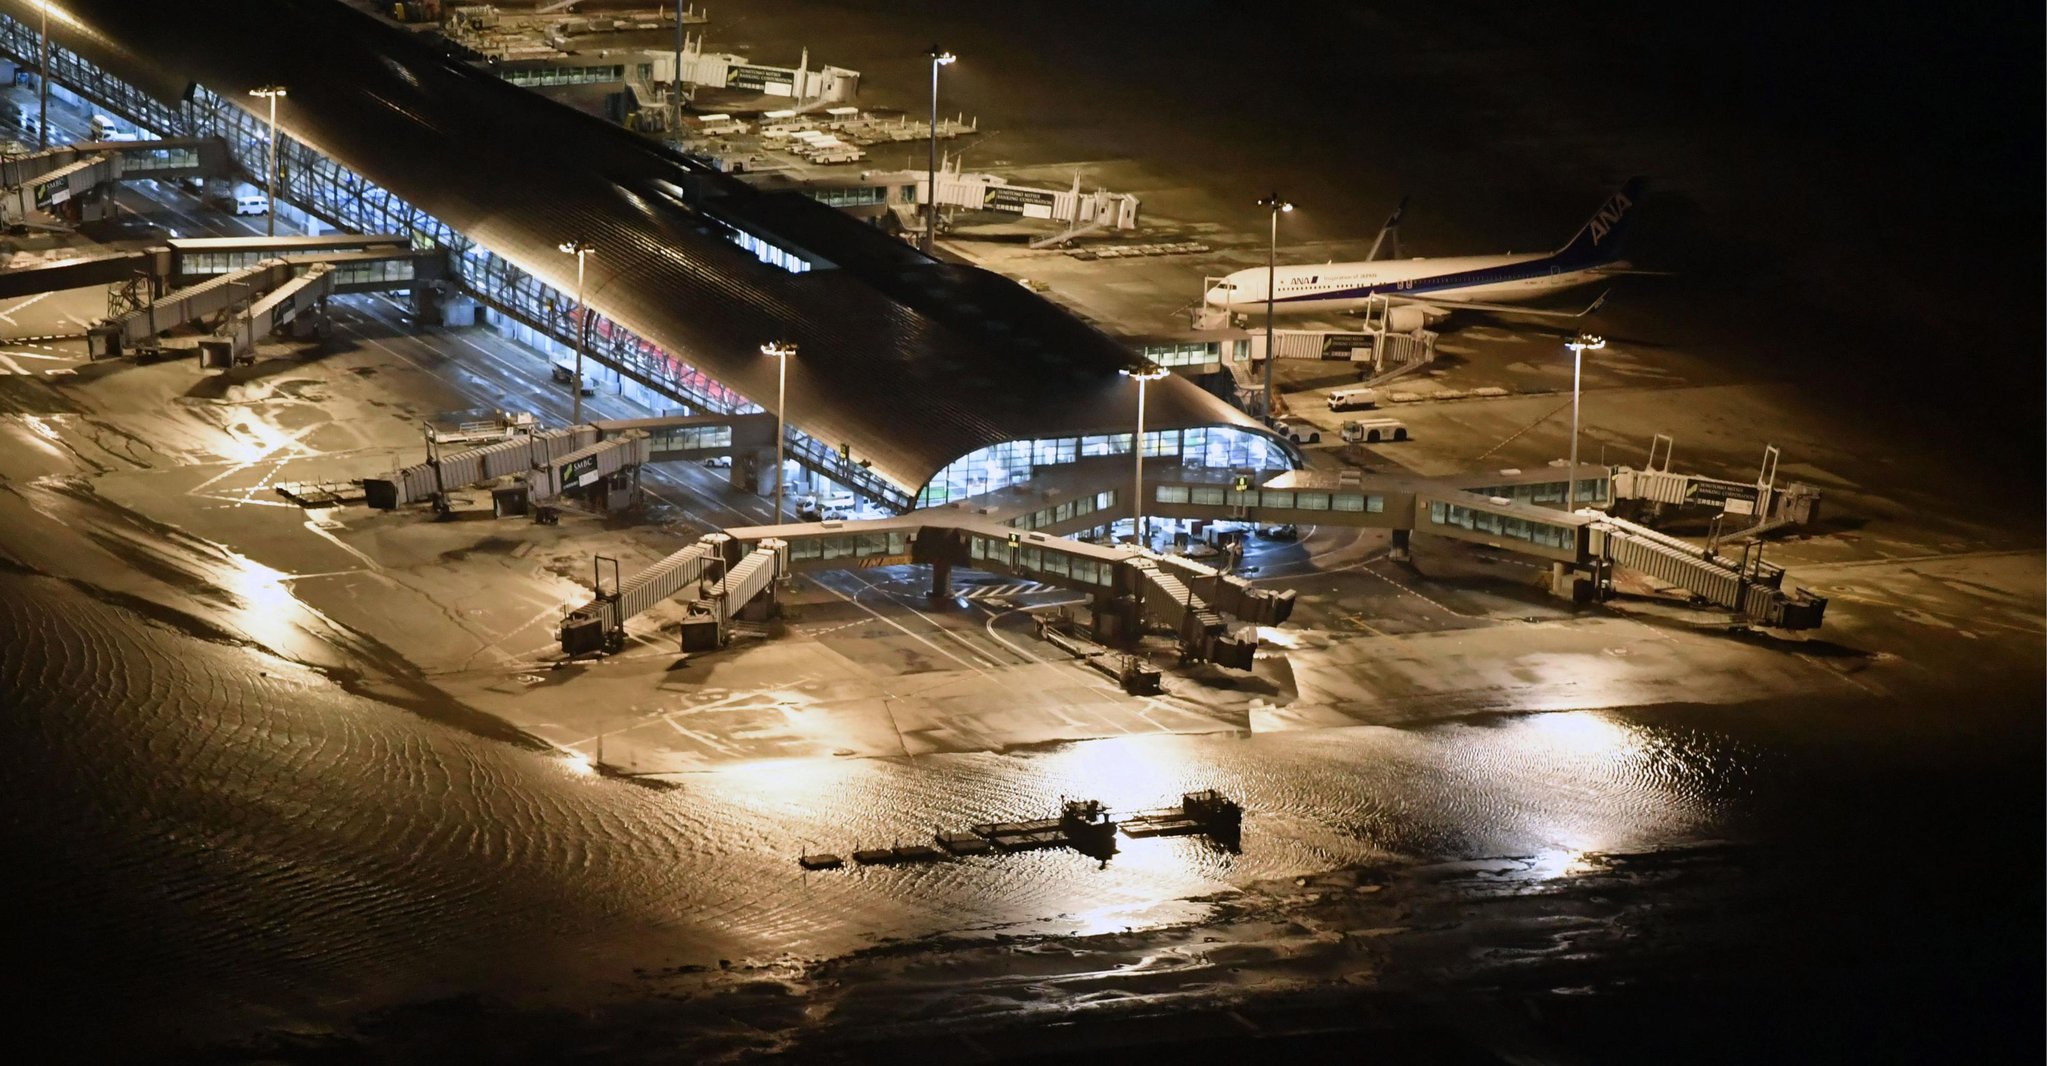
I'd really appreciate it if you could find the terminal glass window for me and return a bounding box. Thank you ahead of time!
[810,186,887,208]
[1138,341,1221,369]
[915,427,1288,508]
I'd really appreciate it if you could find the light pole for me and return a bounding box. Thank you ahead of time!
[1564,333,1606,512]
[36,1,48,151]
[761,341,797,524]
[1121,362,1169,548]
[558,240,594,424]
[923,45,955,254]
[250,85,287,237]
[1255,193,1292,423]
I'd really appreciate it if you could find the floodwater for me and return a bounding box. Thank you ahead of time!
[3,534,2037,1059]
[3,0,2041,1060]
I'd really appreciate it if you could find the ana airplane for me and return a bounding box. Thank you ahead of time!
[1204,177,1647,329]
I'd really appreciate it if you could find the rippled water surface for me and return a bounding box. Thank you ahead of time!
[0,563,1783,1049]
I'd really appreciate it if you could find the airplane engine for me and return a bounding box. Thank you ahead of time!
[1386,306,1432,333]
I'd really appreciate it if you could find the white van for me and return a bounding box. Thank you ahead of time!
[88,114,119,139]
[1327,387,1378,411]
[234,193,270,215]
[1341,418,1408,444]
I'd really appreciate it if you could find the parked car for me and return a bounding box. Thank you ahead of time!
[550,361,596,395]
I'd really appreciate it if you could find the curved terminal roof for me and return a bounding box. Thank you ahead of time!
[20,0,1275,494]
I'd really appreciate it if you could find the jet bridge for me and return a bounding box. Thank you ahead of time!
[1589,515,1827,629]
[86,258,296,359]
[365,425,603,509]
[1,150,118,227]
[525,432,651,502]
[560,515,1287,662]
[560,533,788,656]
[203,262,338,364]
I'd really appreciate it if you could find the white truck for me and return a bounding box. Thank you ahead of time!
[1271,419,1321,445]
[1341,418,1408,444]
[1326,387,1377,411]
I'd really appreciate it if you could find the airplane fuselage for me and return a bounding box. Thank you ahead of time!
[1204,252,1607,316]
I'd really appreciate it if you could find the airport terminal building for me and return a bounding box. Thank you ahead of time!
[0,0,1291,512]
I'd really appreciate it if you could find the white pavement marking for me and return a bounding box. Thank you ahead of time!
[300,517,382,571]
[0,354,27,375]
[834,569,1016,669]
[1358,561,1465,616]
[2,349,68,361]
[978,596,1086,665]
[811,572,994,673]
[0,291,53,323]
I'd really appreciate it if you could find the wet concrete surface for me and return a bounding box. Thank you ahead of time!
[2,9,2042,1062]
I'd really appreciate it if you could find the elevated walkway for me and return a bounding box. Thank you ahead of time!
[959,457,1821,628]
[560,512,1296,662]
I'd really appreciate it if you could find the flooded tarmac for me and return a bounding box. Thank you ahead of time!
[4,534,2036,1060]
[0,0,2038,1061]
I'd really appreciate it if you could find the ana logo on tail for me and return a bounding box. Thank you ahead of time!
[1588,190,1634,245]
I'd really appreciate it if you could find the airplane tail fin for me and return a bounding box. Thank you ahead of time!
[1365,194,1409,262]
[1552,176,1647,267]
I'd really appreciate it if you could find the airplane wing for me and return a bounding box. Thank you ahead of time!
[1383,290,1610,320]
[1590,260,1675,278]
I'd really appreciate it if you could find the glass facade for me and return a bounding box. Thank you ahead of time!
[500,63,639,88]
[642,424,734,452]
[1154,484,1384,514]
[786,528,913,563]
[915,425,1288,508]
[1005,490,1118,533]
[1427,501,1577,550]
[722,227,816,274]
[1137,340,1222,369]
[809,185,888,208]
[1463,476,1610,507]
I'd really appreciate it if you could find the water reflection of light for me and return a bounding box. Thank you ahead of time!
[1036,734,1199,815]
[1514,710,1640,762]
[562,751,596,776]
[217,417,308,467]
[1504,712,1658,874]
[712,755,857,817]
[1524,847,1601,880]
[213,548,314,658]
[1256,625,1300,649]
